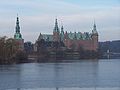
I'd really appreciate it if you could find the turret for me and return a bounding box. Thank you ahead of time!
[53,19,60,42]
[14,15,24,51]
[61,26,64,33]
[92,21,98,35]
[91,21,98,51]
[53,19,60,33]
[60,26,64,41]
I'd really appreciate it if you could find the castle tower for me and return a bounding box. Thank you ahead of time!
[53,19,60,42]
[14,15,24,51]
[60,25,64,41]
[91,21,98,51]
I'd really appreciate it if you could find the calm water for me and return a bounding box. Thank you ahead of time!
[0,59,120,90]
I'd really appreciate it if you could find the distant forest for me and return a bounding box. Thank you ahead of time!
[99,40,120,53]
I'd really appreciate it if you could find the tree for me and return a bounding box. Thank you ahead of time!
[0,36,19,64]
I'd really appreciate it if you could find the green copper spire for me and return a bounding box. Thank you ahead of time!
[92,21,98,35]
[14,15,22,39]
[61,26,64,34]
[53,19,59,33]
[60,26,64,41]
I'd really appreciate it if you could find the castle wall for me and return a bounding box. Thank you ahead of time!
[64,39,98,51]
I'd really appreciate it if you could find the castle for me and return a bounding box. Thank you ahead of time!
[13,16,98,53]
[12,16,99,59]
[36,19,98,52]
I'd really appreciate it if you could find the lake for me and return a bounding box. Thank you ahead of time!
[0,59,120,90]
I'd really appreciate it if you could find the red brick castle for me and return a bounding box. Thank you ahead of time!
[37,19,98,52]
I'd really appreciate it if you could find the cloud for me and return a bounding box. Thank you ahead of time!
[0,0,120,42]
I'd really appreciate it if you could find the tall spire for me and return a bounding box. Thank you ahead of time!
[61,26,64,32]
[92,20,98,35]
[93,20,96,30]
[60,25,64,41]
[14,15,22,39]
[16,15,20,33]
[53,18,59,33]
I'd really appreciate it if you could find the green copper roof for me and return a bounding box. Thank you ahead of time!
[14,33,22,39]
[68,32,92,40]
[14,16,22,40]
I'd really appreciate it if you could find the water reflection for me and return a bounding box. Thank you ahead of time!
[7,87,120,90]
[0,59,120,90]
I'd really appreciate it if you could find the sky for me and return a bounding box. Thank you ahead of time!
[0,0,120,43]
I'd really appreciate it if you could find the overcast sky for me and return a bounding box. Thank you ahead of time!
[0,0,120,43]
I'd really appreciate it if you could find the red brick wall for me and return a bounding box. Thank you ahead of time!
[64,37,98,51]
